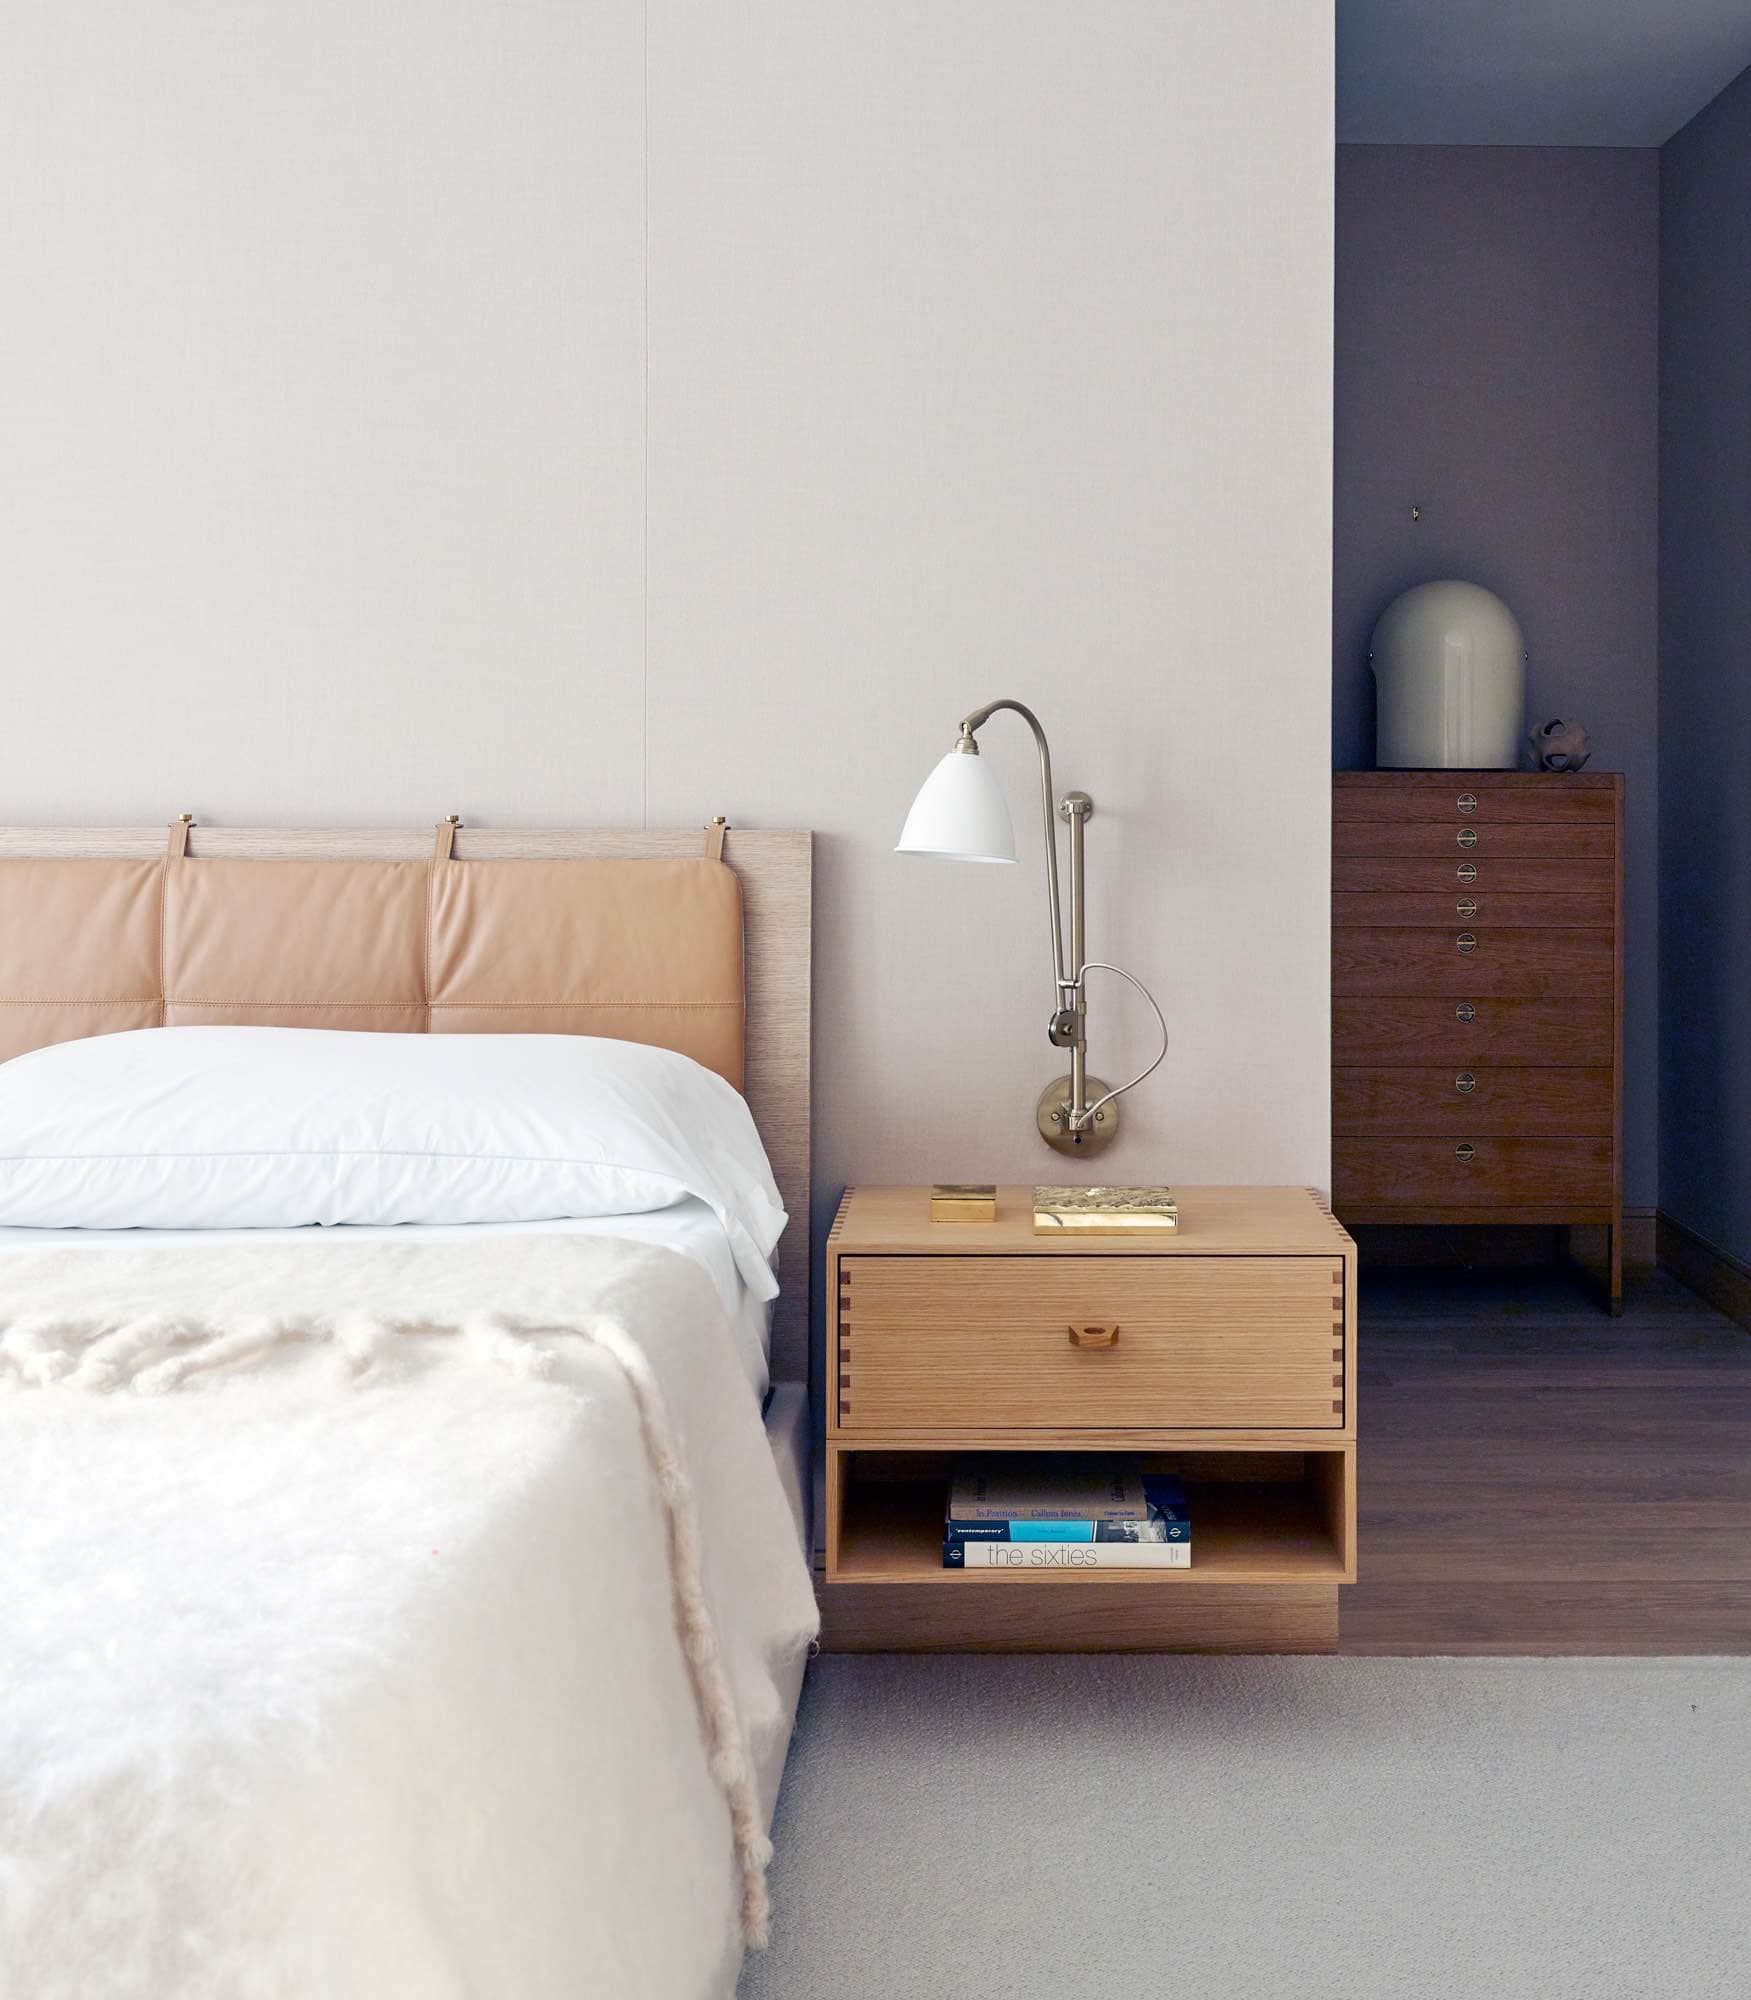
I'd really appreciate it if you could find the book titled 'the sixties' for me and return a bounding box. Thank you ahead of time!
[943,1459,1191,1569]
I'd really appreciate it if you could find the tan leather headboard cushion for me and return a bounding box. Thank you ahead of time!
[0,849,745,1087]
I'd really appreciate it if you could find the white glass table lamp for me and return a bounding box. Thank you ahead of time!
[897,698,1166,1155]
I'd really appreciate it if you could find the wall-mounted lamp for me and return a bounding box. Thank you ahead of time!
[896,697,1167,1155]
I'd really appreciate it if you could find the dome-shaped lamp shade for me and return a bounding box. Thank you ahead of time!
[895,748,1016,862]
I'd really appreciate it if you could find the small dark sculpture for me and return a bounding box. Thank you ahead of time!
[1529,718,1591,772]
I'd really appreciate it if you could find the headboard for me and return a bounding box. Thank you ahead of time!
[0,823,813,1381]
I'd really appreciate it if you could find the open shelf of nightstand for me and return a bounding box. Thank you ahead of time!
[828,1446,1354,1589]
[821,1186,1359,1650]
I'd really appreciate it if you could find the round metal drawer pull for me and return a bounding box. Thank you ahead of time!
[1455,1143,1476,1163]
[1455,1002,1476,1022]
[1456,792,1478,814]
[1456,931,1478,953]
[1457,827,1478,848]
[1457,861,1478,881]
[1456,898,1478,917]
[1455,1072,1476,1094]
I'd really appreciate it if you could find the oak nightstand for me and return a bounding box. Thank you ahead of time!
[821,1185,1357,1653]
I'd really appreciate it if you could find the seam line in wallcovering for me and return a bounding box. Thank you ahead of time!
[640,0,651,830]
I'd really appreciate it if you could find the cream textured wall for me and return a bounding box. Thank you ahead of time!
[1,5,1335,1224]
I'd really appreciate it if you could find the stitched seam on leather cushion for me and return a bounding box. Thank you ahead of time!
[149,998,738,1010]
[0,997,737,1011]
[0,998,165,1007]
[157,857,169,1026]
[426,1000,738,1011]
[161,999,429,1009]
[0,1153,707,1171]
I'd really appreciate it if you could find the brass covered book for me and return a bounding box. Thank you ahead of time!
[1033,1184,1178,1234]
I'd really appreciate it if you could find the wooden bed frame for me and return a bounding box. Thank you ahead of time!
[0,823,813,1382]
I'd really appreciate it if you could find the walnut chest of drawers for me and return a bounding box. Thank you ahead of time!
[820,1184,1358,1654]
[1332,771,1624,1306]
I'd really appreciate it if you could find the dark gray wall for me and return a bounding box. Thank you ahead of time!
[1659,65,1751,1265]
[1334,144,1660,1209]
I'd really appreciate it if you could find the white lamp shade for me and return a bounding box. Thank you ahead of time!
[895,749,1017,863]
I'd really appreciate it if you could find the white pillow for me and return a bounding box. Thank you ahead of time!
[0,1027,787,1300]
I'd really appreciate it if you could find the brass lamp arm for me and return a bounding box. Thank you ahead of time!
[955,697,1071,995]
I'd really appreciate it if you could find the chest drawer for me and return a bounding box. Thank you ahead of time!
[1333,820,1615,861]
[1333,857,1614,895]
[1334,1065,1613,1136]
[1334,780,1615,824]
[1334,889,1612,927]
[1333,996,1613,1065]
[1333,1135,1613,1210]
[835,1255,1345,1432]
[1333,926,1615,998]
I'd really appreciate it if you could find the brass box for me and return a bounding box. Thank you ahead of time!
[930,1182,998,1223]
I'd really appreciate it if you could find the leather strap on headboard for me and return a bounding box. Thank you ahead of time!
[0,823,746,1087]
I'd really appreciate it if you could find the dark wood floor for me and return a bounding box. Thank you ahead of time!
[1340,1263,1751,1653]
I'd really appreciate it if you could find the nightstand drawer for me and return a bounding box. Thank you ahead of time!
[835,1255,1345,1432]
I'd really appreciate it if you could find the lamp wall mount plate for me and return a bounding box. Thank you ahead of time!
[1037,1073,1118,1155]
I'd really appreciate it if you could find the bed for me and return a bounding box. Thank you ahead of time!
[0,821,817,2000]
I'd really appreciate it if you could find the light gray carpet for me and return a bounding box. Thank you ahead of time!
[740,1655,1751,2000]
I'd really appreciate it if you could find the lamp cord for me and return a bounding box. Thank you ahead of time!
[1073,962,1169,1127]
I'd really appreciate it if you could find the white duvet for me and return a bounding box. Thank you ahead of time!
[0,1233,819,2000]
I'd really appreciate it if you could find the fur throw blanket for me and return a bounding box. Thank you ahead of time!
[0,1234,817,2000]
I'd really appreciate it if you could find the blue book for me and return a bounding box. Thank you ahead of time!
[945,1518,1098,1543]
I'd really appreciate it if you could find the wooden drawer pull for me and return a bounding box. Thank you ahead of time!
[1068,1323,1120,1349]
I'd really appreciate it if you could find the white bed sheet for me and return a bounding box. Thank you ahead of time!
[0,1196,774,1401]
[756,1381,813,1824]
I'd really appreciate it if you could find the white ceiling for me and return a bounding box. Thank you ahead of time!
[1338,0,1751,146]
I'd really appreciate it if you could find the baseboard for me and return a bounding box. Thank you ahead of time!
[1658,1213,1751,1332]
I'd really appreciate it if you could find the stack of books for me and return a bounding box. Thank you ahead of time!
[942,1457,1191,1569]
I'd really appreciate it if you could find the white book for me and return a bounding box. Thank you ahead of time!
[958,1540,1191,1571]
